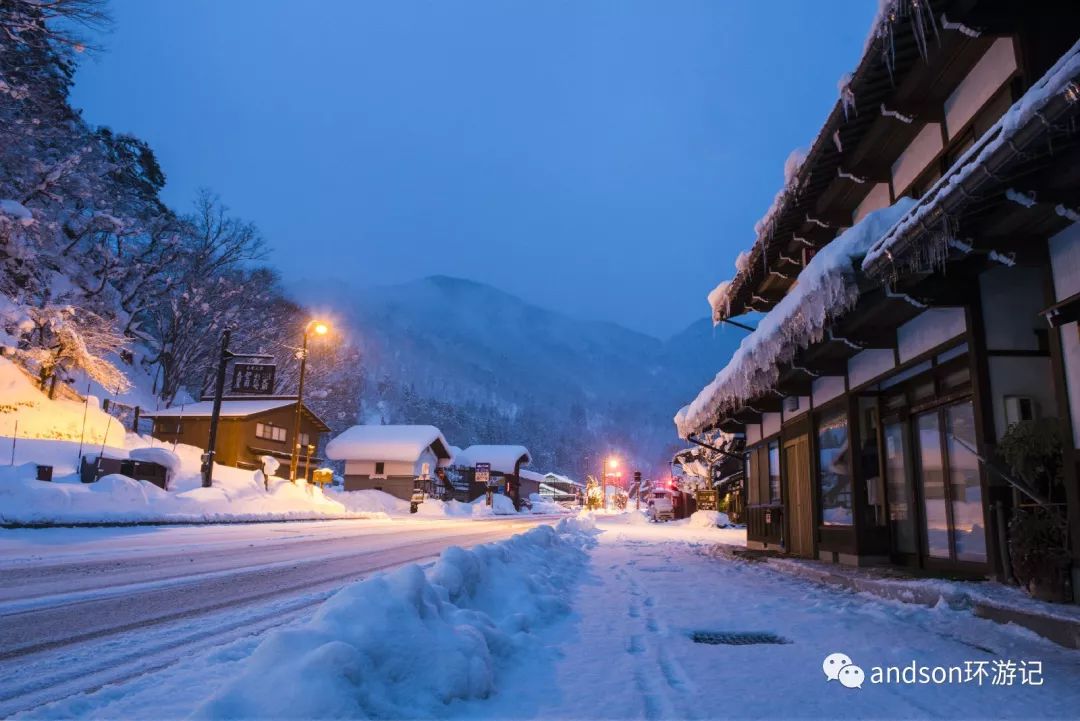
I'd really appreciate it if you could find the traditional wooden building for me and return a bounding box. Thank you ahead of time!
[325,424,454,500]
[143,397,330,479]
[454,444,532,508]
[678,2,1080,589]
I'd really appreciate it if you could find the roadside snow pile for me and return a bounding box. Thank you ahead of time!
[0,456,370,525]
[193,517,596,720]
[686,510,731,528]
[331,488,409,515]
[676,198,916,438]
[471,493,517,516]
[527,494,571,514]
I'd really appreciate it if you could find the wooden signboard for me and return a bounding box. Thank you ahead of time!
[231,363,276,394]
[696,489,719,511]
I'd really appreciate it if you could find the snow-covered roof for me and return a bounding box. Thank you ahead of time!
[455,445,531,474]
[325,425,452,462]
[703,4,970,323]
[863,37,1080,276]
[142,399,297,418]
[676,198,916,439]
[519,469,546,483]
[544,472,583,488]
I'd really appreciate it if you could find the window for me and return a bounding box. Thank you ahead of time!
[767,441,781,503]
[298,432,310,448]
[817,408,853,525]
[255,422,287,443]
[374,462,385,475]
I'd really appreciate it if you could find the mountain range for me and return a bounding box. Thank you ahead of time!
[299,275,742,480]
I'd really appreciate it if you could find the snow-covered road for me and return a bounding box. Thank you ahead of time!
[7,514,1080,720]
[0,516,553,717]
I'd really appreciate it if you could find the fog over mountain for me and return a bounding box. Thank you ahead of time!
[300,275,743,479]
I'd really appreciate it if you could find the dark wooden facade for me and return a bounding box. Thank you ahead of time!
[146,398,331,479]
[690,3,1080,585]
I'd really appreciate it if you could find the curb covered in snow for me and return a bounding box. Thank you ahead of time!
[734,552,1080,650]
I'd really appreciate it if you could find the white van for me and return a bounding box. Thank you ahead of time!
[647,489,675,522]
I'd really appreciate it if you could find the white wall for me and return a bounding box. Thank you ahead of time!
[1050,222,1080,449]
[891,123,943,195]
[746,423,762,445]
[812,376,846,407]
[944,37,1018,138]
[344,459,416,477]
[852,183,892,224]
[980,266,1045,351]
[848,348,896,388]
[782,396,810,423]
[898,308,966,363]
[762,412,782,438]
[987,356,1058,440]
[1050,222,1080,301]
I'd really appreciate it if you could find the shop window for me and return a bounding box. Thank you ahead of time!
[768,441,781,503]
[255,422,287,443]
[817,408,853,525]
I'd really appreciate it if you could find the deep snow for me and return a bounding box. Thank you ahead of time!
[8,513,1080,720]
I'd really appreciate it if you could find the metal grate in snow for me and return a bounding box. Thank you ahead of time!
[690,631,790,646]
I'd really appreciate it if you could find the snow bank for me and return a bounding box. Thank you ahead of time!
[676,198,916,438]
[330,488,408,515]
[527,494,571,515]
[471,493,517,517]
[686,510,731,528]
[193,517,596,720]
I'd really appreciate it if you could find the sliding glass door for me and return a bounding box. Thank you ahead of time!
[882,421,918,555]
[913,399,986,565]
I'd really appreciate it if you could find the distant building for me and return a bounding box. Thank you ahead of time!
[326,424,454,500]
[455,445,532,507]
[143,397,330,478]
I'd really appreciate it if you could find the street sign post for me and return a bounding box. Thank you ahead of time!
[475,462,490,484]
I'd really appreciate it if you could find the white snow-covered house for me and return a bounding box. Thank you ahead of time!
[675,4,1080,592]
[325,425,454,500]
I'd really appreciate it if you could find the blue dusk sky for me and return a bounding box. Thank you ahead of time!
[72,1,875,338]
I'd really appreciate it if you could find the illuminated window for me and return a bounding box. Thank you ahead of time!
[255,423,287,442]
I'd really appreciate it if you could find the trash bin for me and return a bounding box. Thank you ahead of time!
[36,465,53,482]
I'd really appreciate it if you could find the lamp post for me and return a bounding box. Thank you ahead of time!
[289,320,328,482]
[603,456,618,510]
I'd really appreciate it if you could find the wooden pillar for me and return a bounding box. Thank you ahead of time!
[964,274,1006,580]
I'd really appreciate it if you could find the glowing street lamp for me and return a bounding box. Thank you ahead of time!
[289,319,330,482]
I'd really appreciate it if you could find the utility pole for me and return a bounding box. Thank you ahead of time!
[288,332,310,483]
[202,329,233,488]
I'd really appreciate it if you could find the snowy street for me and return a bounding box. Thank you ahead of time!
[483,517,1080,720]
[8,515,1080,719]
[0,516,552,717]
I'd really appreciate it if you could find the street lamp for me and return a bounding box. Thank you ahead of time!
[289,319,329,482]
[603,455,618,510]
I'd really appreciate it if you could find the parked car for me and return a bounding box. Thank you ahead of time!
[647,490,675,522]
